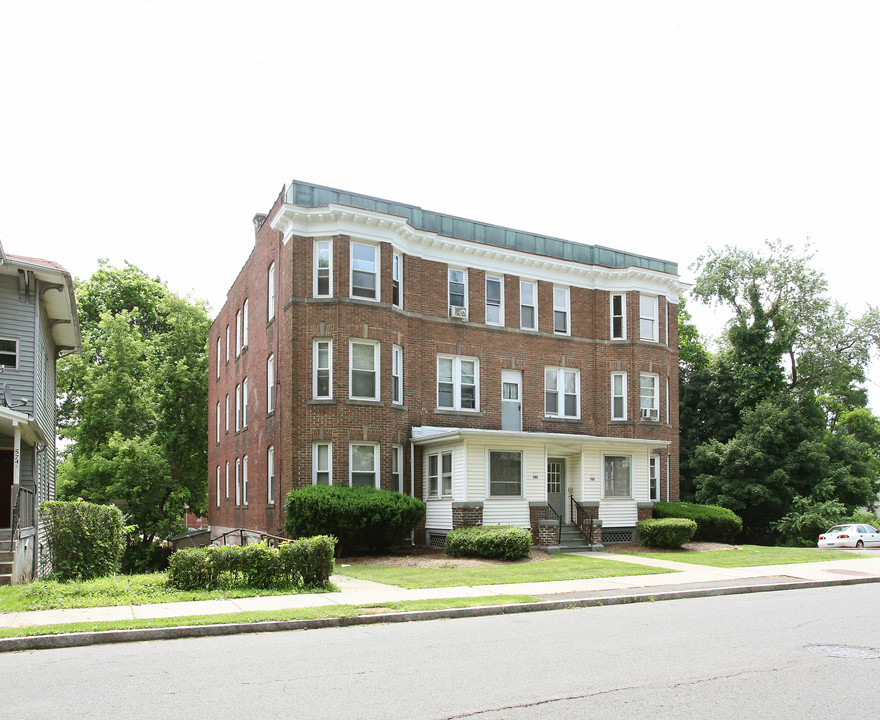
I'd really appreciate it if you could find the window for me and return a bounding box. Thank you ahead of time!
[639,294,658,341]
[235,310,242,356]
[489,450,522,497]
[350,340,379,400]
[392,445,403,493]
[267,262,276,322]
[225,461,229,499]
[351,242,378,299]
[448,268,466,308]
[640,373,659,421]
[267,446,275,504]
[604,455,632,498]
[242,299,249,349]
[611,294,626,339]
[215,402,221,443]
[224,395,229,434]
[649,454,660,501]
[313,442,331,485]
[0,338,18,369]
[520,281,537,330]
[235,458,241,505]
[216,466,220,508]
[267,354,275,413]
[437,355,478,410]
[553,287,570,334]
[485,275,503,325]
[611,372,627,420]
[427,451,453,498]
[242,378,248,428]
[235,384,241,432]
[545,367,579,418]
[392,345,403,405]
[350,443,378,488]
[216,337,221,379]
[225,326,230,363]
[314,239,332,297]
[392,252,402,308]
[313,339,332,399]
[242,455,249,506]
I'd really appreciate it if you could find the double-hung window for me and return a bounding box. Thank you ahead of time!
[225,461,229,499]
[520,281,537,330]
[545,367,580,418]
[235,458,241,505]
[350,340,379,400]
[242,455,248,506]
[267,446,275,504]
[489,450,522,497]
[351,242,378,299]
[649,454,660,501]
[225,326,230,363]
[235,384,241,432]
[0,338,18,369]
[604,455,632,498]
[392,445,403,493]
[553,287,570,335]
[242,299,249,349]
[350,443,378,488]
[216,338,221,378]
[639,294,658,342]
[611,372,627,420]
[611,293,626,339]
[216,466,221,508]
[267,354,275,413]
[224,395,229,434]
[392,345,403,405]
[640,373,659,421]
[313,339,332,399]
[448,268,466,311]
[314,239,332,297]
[235,310,242,356]
[485,275,503,325]
[437,355,478,410]
[313,442,331,485]
[267,262,276,322]
[241,378,248,429]
[215,402,221,443]
[427,451,453,498]
[392,252,402,308]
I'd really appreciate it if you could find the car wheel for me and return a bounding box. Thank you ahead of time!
[856,540,864,548]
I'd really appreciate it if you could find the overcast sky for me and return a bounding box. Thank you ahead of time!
[2,1,878,404]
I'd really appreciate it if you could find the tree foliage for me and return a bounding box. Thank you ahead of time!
[57,262,210,541]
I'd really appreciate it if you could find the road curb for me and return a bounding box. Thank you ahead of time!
[2,575,878,653]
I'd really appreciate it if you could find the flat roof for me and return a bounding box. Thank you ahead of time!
[285,180,678,275]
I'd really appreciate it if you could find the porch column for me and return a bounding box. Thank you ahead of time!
[12,422,20,486]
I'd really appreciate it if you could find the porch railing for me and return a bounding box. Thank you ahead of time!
[213,528,290,548]
[545,502,563,543]
[569,495,594,550]
[11,485,35,538]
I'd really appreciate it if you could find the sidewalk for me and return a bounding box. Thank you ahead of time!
[3,551,880,634]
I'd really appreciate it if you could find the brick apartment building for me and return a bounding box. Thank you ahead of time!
[208,181,686,546]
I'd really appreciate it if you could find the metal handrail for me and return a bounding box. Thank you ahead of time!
[545,503,563,544]
[569,495,594,550]
[213,528,291,548]
[11,486,35,538]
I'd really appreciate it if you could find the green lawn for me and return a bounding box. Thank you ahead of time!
[334,553,675,589]
[629,545,869,568]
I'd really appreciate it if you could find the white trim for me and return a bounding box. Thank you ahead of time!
[520,280,538,330]
[602,453,633,499]
[242,455,249,506]
[313,338,332,399]
[544,366,580,419]
[485,274,504,326]
[349,442,379,488]
[242,299,249,348]
[610,293,626,339]
[486,448,524,499]
[267,354,275,412]
[392,251,403,309]
[267,262,276,322]
[241,377,248,429]
[314,238,333,297]
[349,339,380,401]
[639,372,660,420]
[235,310,241,356]
[225,461,229,499]
[410,425,671,449]
[216,465,220,508]
[611,371,627,421]
[437,355,479,411]
[553,286,571,335]
[392,443,404,493]
[350,241,379,301]
[267,445,275,504]
[312,441,332,485]
[639,294,659,342]
[392,344,403,405]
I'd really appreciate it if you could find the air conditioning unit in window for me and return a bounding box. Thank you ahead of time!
[641,408,659,420]
[449,305,468,320]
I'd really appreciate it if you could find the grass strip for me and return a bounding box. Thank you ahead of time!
[628,545,870,568]
[0,595,537,640]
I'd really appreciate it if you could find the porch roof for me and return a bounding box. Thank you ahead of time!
[0,407,45,446]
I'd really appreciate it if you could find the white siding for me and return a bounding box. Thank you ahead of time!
[425,500,453,530]
[483,499,530,527]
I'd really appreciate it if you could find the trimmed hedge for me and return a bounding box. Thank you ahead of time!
[637,518,697,549]
[284,485,425,554]
[445,525,532,561]
[166,536,336,591]
[652,501,743,543]
[39,500,125,581]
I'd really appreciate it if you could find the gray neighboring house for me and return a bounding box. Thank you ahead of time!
[0,239,80,584]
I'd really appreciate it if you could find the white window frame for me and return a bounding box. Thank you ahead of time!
[225,461,229,499]
[224,395,229,434]
[640,373,659,421]
[242,378,248,429]
[649,454,660,501]
[267,446,275,504]
[611,293,626,339]
[242,455,249,506]
[392,345,403,405]
[313,442,332,486]
[350,241,379,300]
[267,354,275,413]
[0,337,18,369]
[225,326,230,363]
[216,337,221,379]
[215,402,221,443]
[611,371,627,421]
[448,268,467,310]
[216,466,221,508]
[392,252,402,308]
[437,355,479,411]
[427,450,453,499]
[603,454,632,498]
[553,287,570,335]
[392,444,403,493]
[242,299,249,349]
[349,442,379,488]
[235,310,242,357]
[544,367,580,419]
[235,457,241,505]
[349,340,380,401]
[235,384,241,432]
[520,280,537,330]
[313,339,332,399]
[314,239,332,297]
[485,275,504,326]
[267,262,276,322]
[639,294,658,342]
[488,449,523,498]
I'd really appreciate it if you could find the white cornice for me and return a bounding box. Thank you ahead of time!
[411,426,671,448]
[271,203,689,301]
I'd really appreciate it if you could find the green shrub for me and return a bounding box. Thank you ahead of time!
[652,501,743,543]
[278,535,336,587]
[39,500,125,581]
[445,525,532,561]
[120,540,173,574]
[284,485,425,554]
[637,518,697,549]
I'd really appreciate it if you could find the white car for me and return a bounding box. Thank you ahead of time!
[817,524,880,549]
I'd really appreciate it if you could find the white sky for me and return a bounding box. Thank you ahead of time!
[2,1,879,405]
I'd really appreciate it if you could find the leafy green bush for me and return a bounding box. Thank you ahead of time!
[166,536,336,591]
[652,501,742,543]
[284,485,425,554]
[637,518,697,549]
[120,540,173,574]
[445,525,532,561]
[39,500,125,581]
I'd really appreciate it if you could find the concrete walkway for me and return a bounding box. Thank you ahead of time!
[3,551,880,631]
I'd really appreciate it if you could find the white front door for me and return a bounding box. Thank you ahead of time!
[501,370,522,431]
